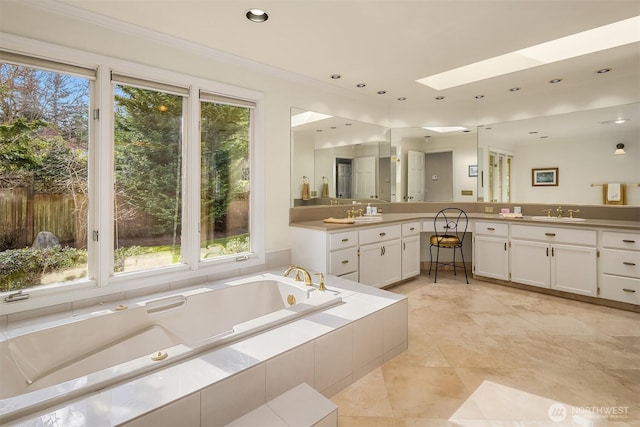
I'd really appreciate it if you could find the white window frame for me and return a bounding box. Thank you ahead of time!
[0,34,265,315]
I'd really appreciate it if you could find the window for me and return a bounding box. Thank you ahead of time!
[0,56,93,293]
[0,46,263,304]
[112,75,187,274]
[200,92,253,261]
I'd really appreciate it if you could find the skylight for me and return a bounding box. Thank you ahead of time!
[417,16,640,90]
[422,126,469,133]
[291,111,333,127]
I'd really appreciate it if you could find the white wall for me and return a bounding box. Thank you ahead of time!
[0,1,389,254]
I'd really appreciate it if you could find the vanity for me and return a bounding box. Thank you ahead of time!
[289,203,639,310]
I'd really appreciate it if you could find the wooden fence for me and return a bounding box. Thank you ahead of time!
[0,187,80,248]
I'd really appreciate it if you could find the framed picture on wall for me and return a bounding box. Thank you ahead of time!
[468,165,478,177]
[532,167,558,186]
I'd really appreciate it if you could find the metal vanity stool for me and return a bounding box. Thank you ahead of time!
[428,208,469,284]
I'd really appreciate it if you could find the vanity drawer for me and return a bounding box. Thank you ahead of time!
[474,221,509,237]
[359,224,401,245]
[600,248,640,278]
[601,231,640,250]
[329,230,358,251]
[402,221,421,237]
[600,274,640,305]
[511,224,596,245]
[329,247,358,276]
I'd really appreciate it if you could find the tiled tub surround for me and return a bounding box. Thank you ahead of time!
[1,272,408,426]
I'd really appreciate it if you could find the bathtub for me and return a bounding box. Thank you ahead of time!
[0,273,342,424]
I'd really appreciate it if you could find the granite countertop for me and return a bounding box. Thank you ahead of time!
[290,212,640,232]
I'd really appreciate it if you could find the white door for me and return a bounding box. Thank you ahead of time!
[474,236,509,280]
[402,235,421,279]
[552,244,597,296]
[511,239,550,288]
[407,150,425,201]
[353,156,376,199]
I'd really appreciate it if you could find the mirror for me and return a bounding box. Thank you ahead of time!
[291,108,391,206]
[391,127,478,202]
[477,103,639,206]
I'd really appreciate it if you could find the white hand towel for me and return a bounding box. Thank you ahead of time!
[607,183,621,202]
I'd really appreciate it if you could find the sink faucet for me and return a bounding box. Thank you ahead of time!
[284,265,313,286]
[556,206,563,218]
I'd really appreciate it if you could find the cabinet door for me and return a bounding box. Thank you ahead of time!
[402,235,421,280]
[360,240,402,288]
[511,239,550,288]
[474,236,509,280]
[552,244,597,296]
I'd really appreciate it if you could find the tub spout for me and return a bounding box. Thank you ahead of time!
[284,265,313,286]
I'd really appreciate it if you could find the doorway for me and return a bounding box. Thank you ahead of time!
[336,158,352,198]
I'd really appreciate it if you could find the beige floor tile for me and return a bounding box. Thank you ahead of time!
[333,272,640,425]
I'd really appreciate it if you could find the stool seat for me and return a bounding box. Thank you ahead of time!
[429,235,460,247]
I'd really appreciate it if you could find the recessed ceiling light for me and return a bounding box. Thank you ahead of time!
[416,16,640,90]
[330,126,337,129]
[540,135,549,139]
[377,90,387,95]
[435,96,445,100]
[316,129,323,132]
[330,74,341,79]
[345,123,352,126]
[614,118,628,124]
[597,68,611,74]
[529,131,538,134]
[356,83,366,88]
[397,97,407,101]
[475,95,484,99]
[549,78,562,83]
[245,9,268,22]
[509,87,520,92]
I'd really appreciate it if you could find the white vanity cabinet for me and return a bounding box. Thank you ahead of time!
[473,221,509,280]
[358,224,402,288]
[290,228,359,281]
[401,221,421,280]
[599,230,640,305]
[510,224,597,296]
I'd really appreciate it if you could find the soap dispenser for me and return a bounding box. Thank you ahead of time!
[366,203,372,215]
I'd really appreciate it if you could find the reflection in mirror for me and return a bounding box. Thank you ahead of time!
[291,108,391,206]
[390,127,478,202]
[477,103,639,205]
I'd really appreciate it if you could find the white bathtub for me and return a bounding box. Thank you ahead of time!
[0,273,342,424]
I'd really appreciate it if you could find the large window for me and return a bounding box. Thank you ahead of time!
[200,93,252,261]
[112,77,186,274]
[0,46,263,304]
[0,59,92,293]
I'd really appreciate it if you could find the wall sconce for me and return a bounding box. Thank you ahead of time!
[614,143,626,155]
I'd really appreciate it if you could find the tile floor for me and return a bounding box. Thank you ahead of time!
[331,271,640,426]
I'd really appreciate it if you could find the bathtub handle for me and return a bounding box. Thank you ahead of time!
[146,295,186,314]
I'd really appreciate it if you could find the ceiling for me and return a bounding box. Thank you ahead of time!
[54,0,640,125]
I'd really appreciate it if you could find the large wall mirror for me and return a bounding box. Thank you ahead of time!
[291,103,639,207]
[291,108,392,206]
[478,102,639,206]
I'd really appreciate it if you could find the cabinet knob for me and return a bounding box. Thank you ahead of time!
[379,232,386,237]
[623,288,636,293]
[623,262,636,266]
[545,233,556,237]
[487,227,495,231]
[622,239,636,243]
[341,260,349,264]
[341,238,349,242]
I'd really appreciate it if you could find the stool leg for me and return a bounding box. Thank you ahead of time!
[428,245,433,276]
[459,246,469,284]
[452,247,457,276]
[434,245,440,283]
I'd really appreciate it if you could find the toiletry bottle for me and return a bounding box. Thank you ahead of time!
[366,203,372,215]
